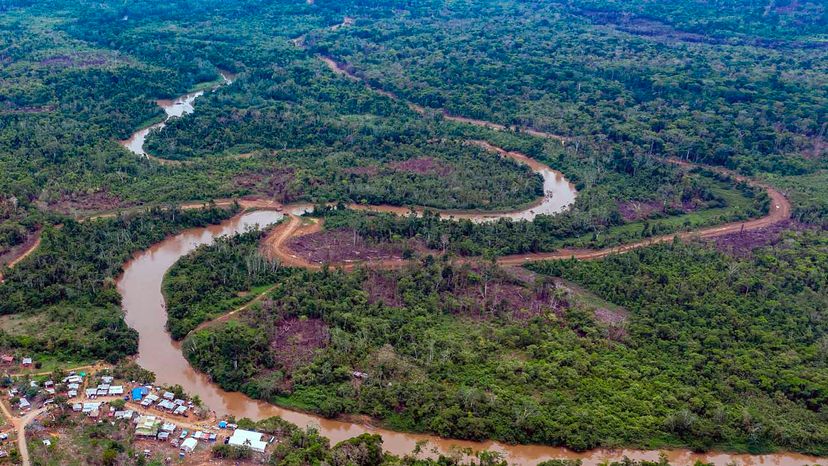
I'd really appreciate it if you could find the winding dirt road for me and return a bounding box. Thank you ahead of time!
[0,36,797,466]
[264,55,793,269]
[0,232,41,283]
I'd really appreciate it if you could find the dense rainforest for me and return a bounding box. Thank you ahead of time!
[180,231,828,454]
[0,0,826,460]
[0,204,238,362]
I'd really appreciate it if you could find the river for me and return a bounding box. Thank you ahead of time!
[114,74,824,465]
[117,210,827,466]
[120,72,233,157]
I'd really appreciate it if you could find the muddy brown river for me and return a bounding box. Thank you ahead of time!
[117,210,826,466]
[120,72,233,157]
[115,74,825,465]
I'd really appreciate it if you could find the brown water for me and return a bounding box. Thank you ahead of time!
[120,72,234,157]
[117,210,827,466]
[114,56,821,466]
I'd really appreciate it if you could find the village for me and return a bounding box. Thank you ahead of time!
[0,356,276,465]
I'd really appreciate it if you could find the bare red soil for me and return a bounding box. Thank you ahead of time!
[388,157,454,176]
[47,190,129,214]
[616,200,664,221]
[233,167,297,202]
[286,228,420,264]
[363,270,404,307]
[270,316,330,375]
[0,230,41,283]
[263,156,791,272]
[448,278,568,321]
[710,219,813,257]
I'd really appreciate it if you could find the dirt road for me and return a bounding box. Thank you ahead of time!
[0,232,41,283]
[263,159,791,270]
[0,397,45,466]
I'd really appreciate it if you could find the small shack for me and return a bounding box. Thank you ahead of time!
[228,429,267,453]
[180,437,197,453]
[135,415,162,437]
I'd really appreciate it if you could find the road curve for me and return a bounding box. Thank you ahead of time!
[0,232,41,283]
[263,160,790,269]
[262,52,791,269]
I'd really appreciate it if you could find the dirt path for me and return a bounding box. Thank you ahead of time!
[11,394,213,466]
[0,232,41,283]
[16,407,44,466]
[263,160,791,270]
[259,52,791,269]
[316,55,570,144]
[0,396,46,466]
[189,283,281,335]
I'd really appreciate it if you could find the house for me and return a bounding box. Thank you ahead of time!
[180,437,197,453]
[0,355,13,364]
[42,439,51,447]
[45,388,55,395]
[135,415,161,437]
[21,357,32,366]
[62,375,82,384]
[173,405,188,416]
[101,376,114,384]
[228,429,267,453]
[67,383,80,390]
[43,380,54,388]
[85,388,97,399]
[157,432,170,441]
[141,394,159,407]
[108,386,124,396]
[131,387,144,401]
[115,410,134,420]
[72,403,82,412]
[67,390,77,398]
[162,391,175,400]
[157,400,175,411]
[173,398,185,406]
[82,402,101,413]
[88,409,100,418]
[161,423,176,432]
[18,398,30,410]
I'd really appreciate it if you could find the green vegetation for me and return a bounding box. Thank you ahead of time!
[315,168,766,257]
[181,230,828,454]
[0,205,238,362]
[1,0,827,460]
[768,170,828,226]
[309,0,827,175]
[165,229,283,339]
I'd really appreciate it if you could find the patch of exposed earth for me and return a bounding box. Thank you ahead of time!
[709,219,815,257]
[270,316,330,376]
[286,228,426,264]
[388,157,454,176]
[44,190,131,214]
[233,166,298,202]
